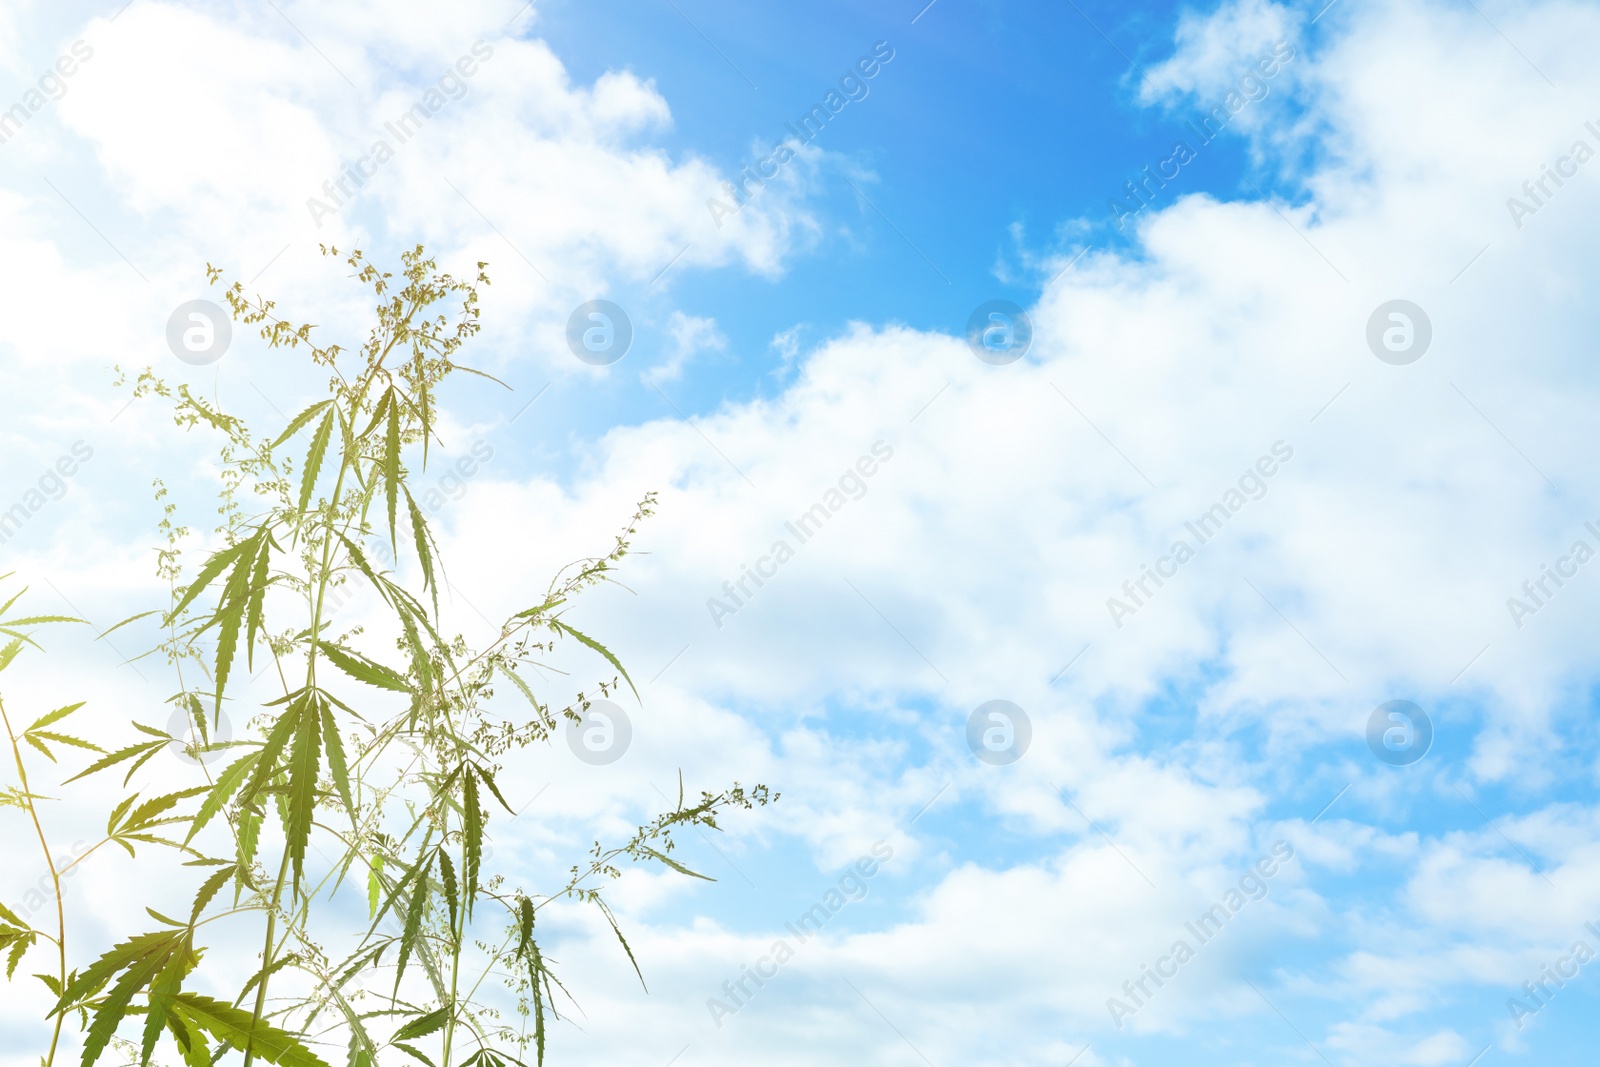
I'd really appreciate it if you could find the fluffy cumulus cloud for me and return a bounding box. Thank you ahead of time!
[1140,0,1301,104]
[0,0,811,383]
[642,310,727,385]
[4,0,1600,1064]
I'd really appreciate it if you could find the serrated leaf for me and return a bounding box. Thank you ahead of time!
[235,801,264,886]
[394,853,432,994]
[640,845,713,882]
[168,993,332,1067]
[335,992,379,1067]
[120,744,169,787]
[25,701,86,734]
[392,598,432,698]
[497,664,541,712]
[595,897,646,991]
[551,620,637,700]
[524,936,547,1067]
[474,764,515,815]
[141,946,190,1066]
[209,532,261,715]
[53,929,186,1061]
[107,788,207,859]
[392,1006,450,1042]
[118,788,208,835]
[239,699,302,810]
[320,702,354,821]
[316,641,410,694]
[245,531,274,671]
[510,595,564,622]
[392,1044,437,1067]
[106,794,138,836]
[404,486,437,614]
[333,531,393,608]
[236,952,297,1007]
[451,364,512,390]
[176,692,208,750]
[367,855,384,920]
[417,379,433,472]
[516,897,536,956]
[189,865,235,923]
[0,899,28,929]
[298,407,336,515]
[28,731,102,754]
[186,749,259,845]
[167,537,253,624]
[98,609,160,640]
[165,1013,211,1067]
[384,394,401,549]
[5,933,32,978]
[463,768,481,920]
[271,399,334,449]
[356,388,391,444]
[82,965,147,1064]
[285,694,324,881]
[437,849,458,935]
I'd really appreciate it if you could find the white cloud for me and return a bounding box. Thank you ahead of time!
[642,310,726,386]
[1140,0,1301,105]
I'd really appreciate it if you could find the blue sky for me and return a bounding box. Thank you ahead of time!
[521,0,1278,446]
[4,0,1600,1065]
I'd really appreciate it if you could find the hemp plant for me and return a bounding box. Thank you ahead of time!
[1,245,771,1067]
[0,583,94,1067]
